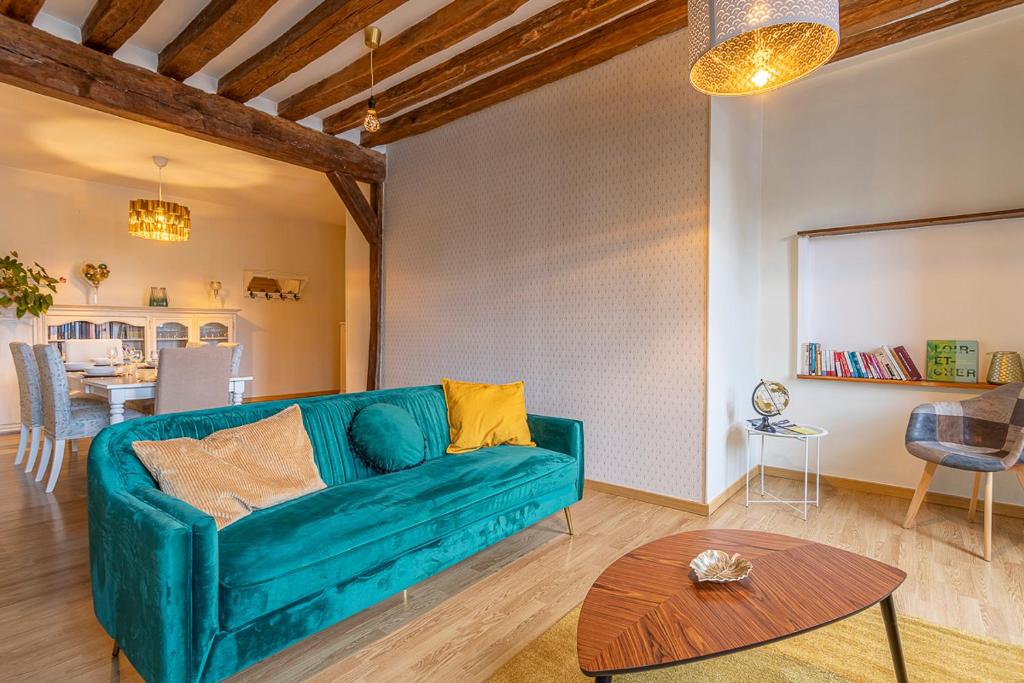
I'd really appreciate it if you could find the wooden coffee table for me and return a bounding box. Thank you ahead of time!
[577,530,908,682]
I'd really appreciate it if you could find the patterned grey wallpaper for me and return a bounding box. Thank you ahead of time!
[381,31,709,502]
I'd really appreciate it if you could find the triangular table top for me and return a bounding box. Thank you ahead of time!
[577,529,906,677]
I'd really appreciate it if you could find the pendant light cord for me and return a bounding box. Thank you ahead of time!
[158,165,163,202]
[369,49,375,97]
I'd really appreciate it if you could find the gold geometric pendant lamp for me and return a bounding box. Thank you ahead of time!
[128,156,191,242]
[689,0,840,96]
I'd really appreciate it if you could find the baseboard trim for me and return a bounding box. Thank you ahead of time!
[764,466,1024,520]
[584,479,708,516]
[706,467,760,515]
[243,390,339,404]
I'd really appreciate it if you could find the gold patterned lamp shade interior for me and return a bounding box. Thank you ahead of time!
[688,0,840,96]
[129,156,191,242]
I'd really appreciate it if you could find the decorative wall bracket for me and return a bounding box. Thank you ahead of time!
[243,270,308,301]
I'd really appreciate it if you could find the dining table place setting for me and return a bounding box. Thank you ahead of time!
[62,346,253,425]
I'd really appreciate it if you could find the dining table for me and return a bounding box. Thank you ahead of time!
[69,372,254,424]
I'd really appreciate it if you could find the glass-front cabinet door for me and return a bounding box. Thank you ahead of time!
[196,316,234,346]
[47,318,147,360]
[152,319,192,353]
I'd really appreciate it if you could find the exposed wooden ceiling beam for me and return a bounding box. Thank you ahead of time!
[82,0,165,55]
[0,0,45,23]
[278,0,530,122]
[158,0,279,81]
[217,0,407,103]
[839,0,949,36]
[0,15,385,182]
[323,0,652,135]
[833,0,1023,61]
[362,0,687,147]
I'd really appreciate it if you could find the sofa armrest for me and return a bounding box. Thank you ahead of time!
[528,414,584,498]
[89,474,218,683]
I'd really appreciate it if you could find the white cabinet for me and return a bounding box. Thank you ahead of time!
[40,305,238,362]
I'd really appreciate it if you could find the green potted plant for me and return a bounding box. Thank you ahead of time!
[0,251,65,318]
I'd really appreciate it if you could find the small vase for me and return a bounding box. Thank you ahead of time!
[88,285,99,305]
[149,287,168,307]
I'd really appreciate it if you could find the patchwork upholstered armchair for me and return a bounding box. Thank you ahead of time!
[903,382,1024,561]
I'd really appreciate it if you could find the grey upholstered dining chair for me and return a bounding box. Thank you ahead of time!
[902,382,1024,561]
[9,342,43,470]
[32,344,144,493]
[217,342,244,375]
[154,346,233,415]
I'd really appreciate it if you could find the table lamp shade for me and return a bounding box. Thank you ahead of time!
[688,0,840,96]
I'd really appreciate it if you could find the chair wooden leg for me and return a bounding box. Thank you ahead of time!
[563,507,575,536]
[45,439,66,493]
[14,424,29,466]
[983,472,993,562]
[967,472,981,522]
[903,462,937,528]
[33,436,53,480]
[25,426,41,473]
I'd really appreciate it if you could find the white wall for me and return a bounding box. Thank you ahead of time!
[0,163,345,408]
[345,219,370,394]
[706,97,763,502]
[380,31,710,502]
[757,7,1024,504]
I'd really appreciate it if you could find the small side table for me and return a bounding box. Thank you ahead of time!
[743,424,828,520]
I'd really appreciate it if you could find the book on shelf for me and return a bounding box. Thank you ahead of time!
[800,342,923,381]
[926,340,979,383]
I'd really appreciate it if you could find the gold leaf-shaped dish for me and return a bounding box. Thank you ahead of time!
[689,549,753,582]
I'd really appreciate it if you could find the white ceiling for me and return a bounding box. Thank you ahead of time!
[34,0,567,131]
[0,83,344,224]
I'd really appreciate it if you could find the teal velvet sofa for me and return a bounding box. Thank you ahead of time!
[88,385,584,682]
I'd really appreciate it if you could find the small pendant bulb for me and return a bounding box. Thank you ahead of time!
[363,27,382,133]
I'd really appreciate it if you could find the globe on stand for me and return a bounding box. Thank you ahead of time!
[751,380,790,432]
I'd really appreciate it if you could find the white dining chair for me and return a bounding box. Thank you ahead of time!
[9,342,42,469]
[155,346,233,415]
[217,342,244,375]
[32,345,144,492]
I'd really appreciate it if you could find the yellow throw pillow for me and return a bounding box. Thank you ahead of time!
[442,378,536,454]
[132,404,326,529]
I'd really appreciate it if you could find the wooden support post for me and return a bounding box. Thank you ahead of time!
[328,171,383,391]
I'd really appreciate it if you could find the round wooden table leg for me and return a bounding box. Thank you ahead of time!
[879,595,909,683]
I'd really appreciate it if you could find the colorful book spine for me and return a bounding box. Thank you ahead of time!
[893,345,922,380]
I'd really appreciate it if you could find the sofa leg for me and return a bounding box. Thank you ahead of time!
[563,507,575,536]
[402,589,408,604]
[967,473,981,522]
[111,642,120,658]
[903,462,937,529]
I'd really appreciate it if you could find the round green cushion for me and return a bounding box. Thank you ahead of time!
[350,403,426,473]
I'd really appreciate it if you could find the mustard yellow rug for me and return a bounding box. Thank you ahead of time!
[488,606,1024,682]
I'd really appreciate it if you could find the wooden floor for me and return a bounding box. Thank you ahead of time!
[0,433,1021,682]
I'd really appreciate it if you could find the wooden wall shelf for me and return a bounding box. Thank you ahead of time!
[797,208,1024,238]
[796,375,999,391]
